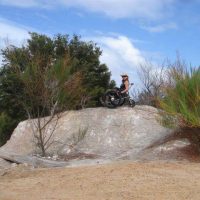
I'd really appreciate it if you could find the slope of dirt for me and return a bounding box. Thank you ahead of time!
[1,161,200,200]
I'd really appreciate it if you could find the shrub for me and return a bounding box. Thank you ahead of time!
[160,67,200,128]
[0,113,15,146]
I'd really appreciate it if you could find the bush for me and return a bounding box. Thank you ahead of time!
[160,67,200,128]
[0,112,16,146]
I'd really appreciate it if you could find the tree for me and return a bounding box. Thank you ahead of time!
[67,35,114,107]
[19,55,82,156]
[137,62,166,107]
[1,33,114,108]
[0,32,114,147]
[0,48,27,145]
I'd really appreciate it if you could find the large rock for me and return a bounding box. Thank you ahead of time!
[0,158,11,169]
[0,106,175,163]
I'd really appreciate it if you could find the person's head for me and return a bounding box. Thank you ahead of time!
[121,73,129,81]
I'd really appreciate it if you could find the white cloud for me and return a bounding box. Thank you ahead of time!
[85,35,146,85]
[66,0,176,20]
[100,36,145,66]
[0,0,57,9]
[0,18,30,67]
[141,22,178,32]
[0,19,29,43]
[0,0,176,20]
[0,0,38,8]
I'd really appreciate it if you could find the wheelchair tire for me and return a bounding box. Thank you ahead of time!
[105,90,121,107]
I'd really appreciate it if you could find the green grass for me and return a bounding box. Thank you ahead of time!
[160,67,200,128]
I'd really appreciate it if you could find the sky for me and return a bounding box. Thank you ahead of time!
[0,0,200,86]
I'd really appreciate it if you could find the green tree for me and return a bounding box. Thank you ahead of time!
[67,35,114,107]
[2,33,114,107]
[0,32,114,146]
[0,58,27,145]
[20,55,81,156]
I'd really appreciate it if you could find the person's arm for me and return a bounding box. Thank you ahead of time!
[121,81,129,93]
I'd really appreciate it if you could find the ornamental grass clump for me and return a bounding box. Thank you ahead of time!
[160,67,200,128]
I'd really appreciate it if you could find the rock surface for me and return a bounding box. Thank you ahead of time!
[0,106,198,167]
[0,158,11,169]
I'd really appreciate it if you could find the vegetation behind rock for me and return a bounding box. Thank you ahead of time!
[0,32,115,146]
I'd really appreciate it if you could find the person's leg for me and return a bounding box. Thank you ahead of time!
[122,92,129,105]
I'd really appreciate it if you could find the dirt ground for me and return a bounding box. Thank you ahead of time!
[0,161,200,200]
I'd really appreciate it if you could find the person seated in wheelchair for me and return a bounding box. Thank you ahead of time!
[120,73,129,97]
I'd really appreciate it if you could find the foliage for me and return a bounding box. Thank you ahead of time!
[21,56,79,156]
[160,67,200,128]
[0,71,26,145]
[0,112,15,146]
[0,32,114,147]
[1,33,114,109]
[67,35,115,107]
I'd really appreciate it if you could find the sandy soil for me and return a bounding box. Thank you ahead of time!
[0,161,200,200]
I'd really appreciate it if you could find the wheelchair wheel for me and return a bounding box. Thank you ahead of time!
[105,90,121,107]
[119,98,125,106]
[129,99,136,107]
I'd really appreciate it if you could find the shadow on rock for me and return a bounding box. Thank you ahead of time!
[142,128,200,162]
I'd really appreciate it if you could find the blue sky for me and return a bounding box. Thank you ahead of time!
[0,0,200,85]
